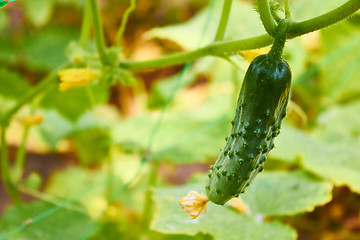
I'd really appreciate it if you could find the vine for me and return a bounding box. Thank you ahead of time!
[119,0,360,70]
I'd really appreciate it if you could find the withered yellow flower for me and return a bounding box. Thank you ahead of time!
[228,197,248,214]
[239,47,271,63]
[58,68,100,92]
[21,114,43,126]
[179,191,209,219]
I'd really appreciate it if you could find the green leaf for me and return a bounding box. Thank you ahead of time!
[113,95,233,164]
[45,158,144,214]
[37,109,110,150]
[290,0,345,21]
[320,21,360,104]
[269,122,310,163]
[39,82,108,122]
[268,119,360,194]
[0,201,97,240]
[22,0,54,27]
[0,36,18,63]
[146,0,265,49]
[0,68,30,99]
[241,170,333,216]
[148,70,196,109]
[151,184,296,240]
[36,109,74,149]
[302,141,360,194]
[72,127,111,166]
[22,26,78,71]
[311,101,360,144]
[0,68,29,116]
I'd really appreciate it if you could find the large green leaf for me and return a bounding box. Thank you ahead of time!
[302,141,360,193]
[269,122,311,163]
[268,116,360,194]
[241,170,333,216]
[113,94,234,164]
[151,183,296,240]
[0,68,30,99]
[320,21,360,104]
[0,68,30,115]
[45,157,144,215]
[0,201,97,240]
[0,36,17,63]
[36,108,109,150]
[39,82,108,122]
[311,101,360,144]
[290,0,350,22]
[72,127,111,166]
[146,0,265,49]
[21,26,78,71]
[36,109,74,149]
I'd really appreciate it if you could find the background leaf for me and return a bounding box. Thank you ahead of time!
[39,83,108,122]
[290,0,346,21]
[0,201,97,240]
[151,183,297,240]
[22,26,78,71]
[241,170,333,216]
[146,0,265,49]
[320,21,360,104]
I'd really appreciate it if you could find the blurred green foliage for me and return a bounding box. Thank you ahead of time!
[0,0,360,240]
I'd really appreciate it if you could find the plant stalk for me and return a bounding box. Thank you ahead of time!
[268,20,288,59]
[257,0,278,37]
[119,0,359,70]
[215,0,233,41]
[80,0,92,48]
[89,0,109,65]
[1,124,22,205]
[115,0,137,46]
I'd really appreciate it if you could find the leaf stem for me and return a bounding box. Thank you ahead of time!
[1,124,22,205]
[115,0,137,46]
[142,160,159,229]
[257,0,278,37]
[12,127,30,183]
[214,0,233,41]
[268,20,288,59]
[119,34,274,70]
[80,0,92,48]
[89,0,109,64]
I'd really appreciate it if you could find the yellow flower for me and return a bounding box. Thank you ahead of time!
[228,197,248,214]
[239,47,271,63]
[21,114,43,126]
[58,68,100,92]
[179,191,209,219]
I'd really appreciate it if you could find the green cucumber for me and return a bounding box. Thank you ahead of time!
[206,54,291,205]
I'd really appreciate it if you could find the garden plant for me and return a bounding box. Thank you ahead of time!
[0,0,360,239]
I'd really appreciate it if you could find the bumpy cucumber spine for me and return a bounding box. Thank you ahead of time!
[205,53,291,205]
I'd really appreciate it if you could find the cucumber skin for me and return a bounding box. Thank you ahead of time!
[206,54,291,205]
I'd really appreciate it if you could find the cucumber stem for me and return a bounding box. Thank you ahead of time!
[268,19,288,59]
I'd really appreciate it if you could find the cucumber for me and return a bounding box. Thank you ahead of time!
[206,54,291,205]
